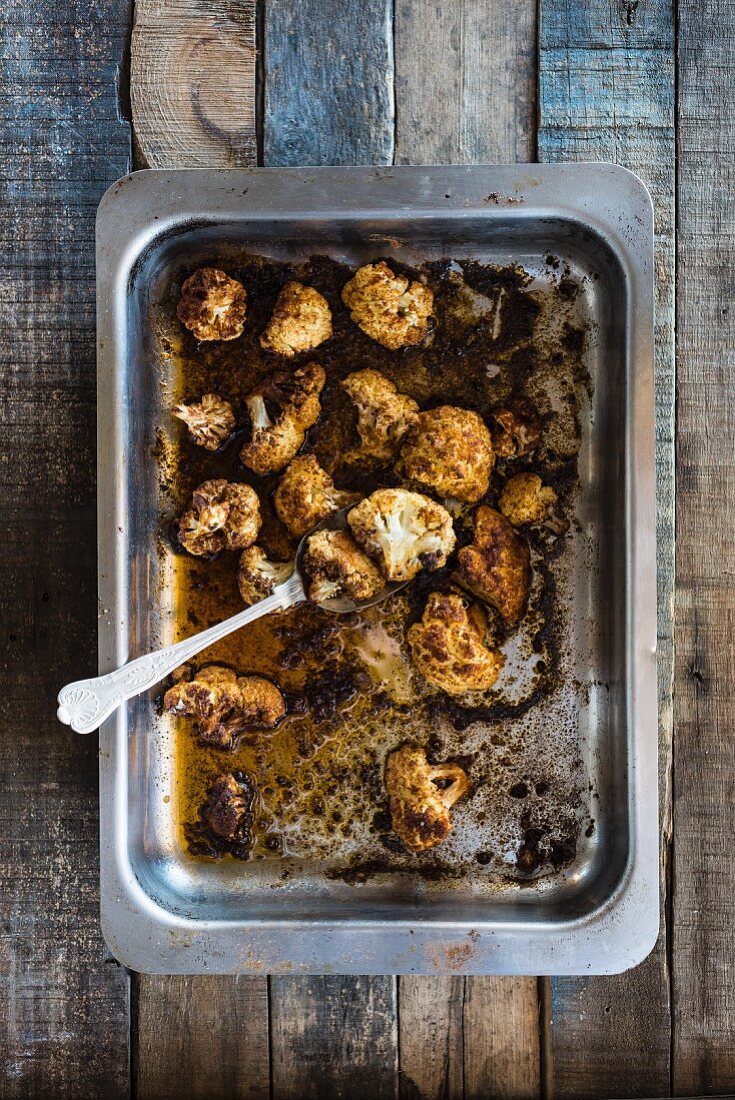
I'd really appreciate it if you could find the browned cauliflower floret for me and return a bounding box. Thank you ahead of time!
[491,400,542,458]
[407,592,505,695]
[397,406,495,503]
[164,665,241,724]
[456,506,531,625]
[164,665,286,749]
[240,362,326,475]
[341,368,420,461]
[498,473,557,526]
[177,480,261,557]
[341,261,433,349]
[237,546,294,606]
[202,771,257,843]
[172,392,236,450]
[259,281,333,357]
[385,743,471,852]
[273,454,360,539]
[302,529,384,605]
[177,267,247,341]
[348,488,455,582]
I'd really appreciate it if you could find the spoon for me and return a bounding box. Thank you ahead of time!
[57,506,405,734]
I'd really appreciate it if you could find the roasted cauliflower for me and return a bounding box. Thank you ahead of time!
[237,546,294,605]
[302,529,384,605]
[407,592,505,695]
[498,472,557,526]
[397,406,495,503]
[164,665,286,749]
[202,771,257,843]
[177,267,247,341]
[385,743,471,852]
[172,392,236,450]
[456,506,531,625]
[273,454,361,539]
[177,479,261,557]
[491,400,542,458]
[259,281,333,357]
[240,361,326,475]
[341,368,420,461]
[341,261,433,349]
[347,488,455,582]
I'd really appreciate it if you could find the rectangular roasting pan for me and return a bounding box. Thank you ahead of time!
[96,165,657,974]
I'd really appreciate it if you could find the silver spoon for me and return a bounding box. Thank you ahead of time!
[57,506,405,735]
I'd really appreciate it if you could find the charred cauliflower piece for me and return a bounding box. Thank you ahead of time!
[491,400,542,459]
[237,546,294,606]
[164,665,241,724]
[172,392,236,450]
[177,267,247,341]
[274,454,361,539]
[407,592,505,695]
[456,506,531,625]
[385,744,471,852]
[202,772,257,844]
[177,479,261,557]
[240,361,326,475]
[397,406,495,503]
[303,529,384,605]
[164,665,286,749]
[341,261,433,349]
[498,473,557,526]
[348,488,455,582]
[341,368,420,461]
[259,281,333,357]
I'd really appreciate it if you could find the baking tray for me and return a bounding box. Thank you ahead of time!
[96,165,657,974]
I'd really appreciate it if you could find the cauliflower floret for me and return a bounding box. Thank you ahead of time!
[302,529,384,605]
[498,472,557,526]
[259,281,333,357]
[397,406,495,503]
[456,506,531,625]
[164,664,241,722]
[348,488,456,582]
[341,368,420,461]
[341,261,433,349]
[172,392,236,450]
[273,454,361,539]
[385,743,471,852]
[177,267,247,341]
[407,592,505,695]
[177,480,261,557]
[491,400,542,458]
[164,665,286,748]
[240,362,326,475]
[202,771,257,843]
[237,546,294,606]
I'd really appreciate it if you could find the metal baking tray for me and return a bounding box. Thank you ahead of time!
[96,165,657,974]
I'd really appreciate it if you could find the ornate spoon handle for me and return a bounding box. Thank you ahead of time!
[57,574,305,734]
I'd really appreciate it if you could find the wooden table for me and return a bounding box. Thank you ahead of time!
[2,0,731,1096]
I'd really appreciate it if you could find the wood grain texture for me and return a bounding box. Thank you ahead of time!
[0,0,131,1095]
[463,978,541,1100]
[673,0,735,1091]
[263,0,394,166]
[398,978,463,1100]
[131,0,256,168]
[538,2,675,1096]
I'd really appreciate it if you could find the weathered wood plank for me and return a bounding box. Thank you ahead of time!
[398,978,463,1100]
[463,978,541,1100]
[538,3,675,1095]
[263,0,394,166]
[0,0,131,1095]
[673,0,735,1090]
[270,976,399,1100]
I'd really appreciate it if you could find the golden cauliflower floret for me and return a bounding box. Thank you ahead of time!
[172,392,236,450]
[397,406,495,503]
[347,488,456,582]
[385,743,471,852]
[259,281,333,357]
[177,267,247,341]
[202,772,257,843]
[491,400,542,459]
[237,546,294,606]
[498,473,557,526]
[164,665,241,723]
[240,362,326,475]
[177,480,261,557]
[164,665,286,749]
[456,506,531,625]
[341,368,420,461]
[407,592,505,695]
[341,261,433,350]
[302,529,384,605]
[274,454,361,539]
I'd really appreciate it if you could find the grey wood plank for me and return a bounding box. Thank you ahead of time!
[398,978,464,1100]
[673,0,735,1090]
[0,0,131,1095]
[538,2,675,1096]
